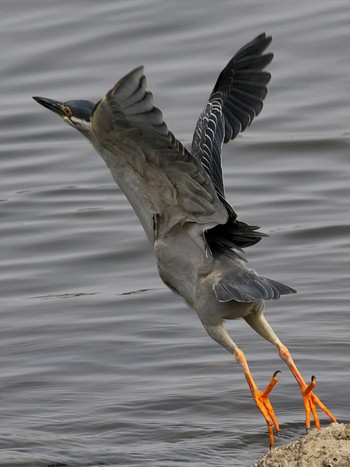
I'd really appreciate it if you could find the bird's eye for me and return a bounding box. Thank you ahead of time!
[61,105,72,117]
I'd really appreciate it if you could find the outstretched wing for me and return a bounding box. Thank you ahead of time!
[192,33,273,251]
[192,33,273,198]
[90,66,228,237]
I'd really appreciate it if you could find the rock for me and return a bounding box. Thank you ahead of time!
[253,423,350,467]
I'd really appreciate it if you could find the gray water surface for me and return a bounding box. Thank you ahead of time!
[1,1,350,466]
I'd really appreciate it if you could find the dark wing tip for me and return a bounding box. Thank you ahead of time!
[266,278,297,297]
[191,34,274,252]
[212,33,273,144]
[234,33,272,61]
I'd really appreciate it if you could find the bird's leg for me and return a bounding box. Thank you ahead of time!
[244,310,337,432]
[277,343,336,430]
[201,321,280,448]
[234,347,280,448]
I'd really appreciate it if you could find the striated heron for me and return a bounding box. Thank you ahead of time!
[33,33,336,447]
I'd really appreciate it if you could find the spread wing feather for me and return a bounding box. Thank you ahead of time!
[91,66,228,233]
[192,33,273,251]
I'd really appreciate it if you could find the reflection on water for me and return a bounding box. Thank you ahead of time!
[1,0,350,465]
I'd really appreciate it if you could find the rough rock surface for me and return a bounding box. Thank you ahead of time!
[253,423,350,467]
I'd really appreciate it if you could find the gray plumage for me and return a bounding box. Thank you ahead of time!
[33,30,297,342]
[33,31,295,341]
[33,34,338,448]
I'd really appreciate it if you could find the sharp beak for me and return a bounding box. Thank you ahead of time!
[32,96,65,117]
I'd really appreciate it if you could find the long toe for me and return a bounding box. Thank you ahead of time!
[302,376,337,431]
[234,349,281,448]
[253,372,280,449]
[277,344,336,433]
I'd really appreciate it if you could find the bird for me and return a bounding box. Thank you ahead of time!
[33,33,336,448]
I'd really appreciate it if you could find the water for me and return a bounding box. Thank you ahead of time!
[1,1,350,465]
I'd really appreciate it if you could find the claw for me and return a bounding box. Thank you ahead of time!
[304,376,316,396]
[301,374,336,431]
[278,344,337,431]
[253,371,281,448]
[234,349,281,448]
[261,371,280,399]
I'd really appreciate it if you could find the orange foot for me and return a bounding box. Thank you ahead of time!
[278,344,337,431]
[301,376,337,431]
[234,348,280,448]
[252,371,280,448]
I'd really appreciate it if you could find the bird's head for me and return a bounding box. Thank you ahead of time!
[33,96,95,134]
